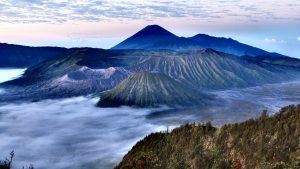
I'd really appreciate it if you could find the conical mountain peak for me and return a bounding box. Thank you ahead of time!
[112,25,287,57]
[112,25,178,49]
[134,25,176,37]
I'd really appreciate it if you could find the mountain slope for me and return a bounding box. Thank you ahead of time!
[189,34,285,57]
[112,25,287,57]
[3,48,130,85]
[0,43,67,67]
[112,25,199,50]
[98,72,211,107]
[2,49,300,102]
[242,55,300,68]
[129,49,300,90]
[116,104,300,169]
[0,48,132,101]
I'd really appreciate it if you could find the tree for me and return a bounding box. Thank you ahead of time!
[0,151,14,169]
[0,151,34,169]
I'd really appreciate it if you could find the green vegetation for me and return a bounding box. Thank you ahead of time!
[116,104,300,169]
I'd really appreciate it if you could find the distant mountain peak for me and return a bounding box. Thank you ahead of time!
[135,25,176,37]
[112,25,178,49]
[112,25,288,58]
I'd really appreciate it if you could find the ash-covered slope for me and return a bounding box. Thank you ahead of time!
[130,49,300,90]
[97,72,211,107]
[2,48,300,102]
[3,48,130,85]
[0,48,133,101]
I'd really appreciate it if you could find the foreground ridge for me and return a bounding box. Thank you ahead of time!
[116,104,300,169]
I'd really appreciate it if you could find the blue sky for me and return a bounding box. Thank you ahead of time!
[0,0,299,58]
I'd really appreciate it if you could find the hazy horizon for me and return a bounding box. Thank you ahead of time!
[0,0,299,58]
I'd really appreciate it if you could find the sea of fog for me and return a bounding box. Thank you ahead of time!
[0,69,299,169]
[0,97,169,169]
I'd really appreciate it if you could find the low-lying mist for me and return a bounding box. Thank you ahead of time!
[0,97,168,169]
[146,80,300,126]
[0,80,299,169]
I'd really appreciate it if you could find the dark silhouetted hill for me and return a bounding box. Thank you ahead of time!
[0,43,67,67]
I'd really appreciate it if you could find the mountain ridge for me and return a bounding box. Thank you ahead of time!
[112,25,288,58]
[0,25,293,68]
[0,43,67,67]
[1,48,300,102]
[128,49,300,90]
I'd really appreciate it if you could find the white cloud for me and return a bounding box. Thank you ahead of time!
[263,38,277,43]
[297,36,300,42]
[263,38,286,44]
[0,0,300,24]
